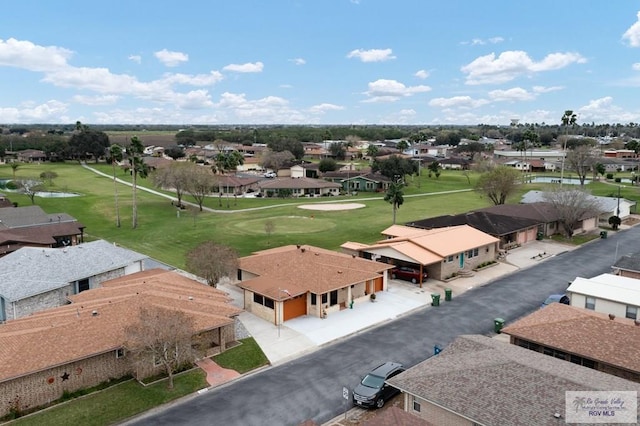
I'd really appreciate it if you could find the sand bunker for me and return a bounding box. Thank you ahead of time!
[297,203,366,211]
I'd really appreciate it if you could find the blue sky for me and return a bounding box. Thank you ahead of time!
[2,1,640,126]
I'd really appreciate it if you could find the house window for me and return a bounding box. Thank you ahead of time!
[264,298,274,309]
[413,398,421,412]
[330,290,338,306]
[311,294,317,305]
[585,297,595,310]
[322,293,328,304]
[237,269,242,281]
[253,293,264,305]
[467,248,479,258]
[116,348,125,358]
[77,278,90,293]
[447,255,454,262]
[626,305,638,320]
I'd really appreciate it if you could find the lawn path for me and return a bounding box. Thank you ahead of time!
[81,164,472,214]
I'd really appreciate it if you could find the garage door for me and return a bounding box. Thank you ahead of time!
[283,295,307,321]
[373,277,383,292]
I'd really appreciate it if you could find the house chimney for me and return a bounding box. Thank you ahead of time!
[608,313,615,320]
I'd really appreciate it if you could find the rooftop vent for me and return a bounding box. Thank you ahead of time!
[188,296,194,300]
[609,313,615,320]
[301,248,306,253]
[92,310,98,317]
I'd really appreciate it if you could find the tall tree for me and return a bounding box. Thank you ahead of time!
[560,110,578,185]
[372,155,418,181]
[384,181,404,224]
[566,144,597,187]
[185,241,239,287]
[153,162,190,208]
[474,166,520,205]
[185,164,216,211]
[68,123,110,163]
[109,144,124,227]
[10,162,20,179]
[124,306,196,390]
[128,136,149,229]
[543,188,604,238]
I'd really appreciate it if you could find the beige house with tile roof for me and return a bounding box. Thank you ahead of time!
[0,269,242,417]
[342,225,500,281]
[502,303,640,383]
[387,334,640,426]
[236,245,393,324]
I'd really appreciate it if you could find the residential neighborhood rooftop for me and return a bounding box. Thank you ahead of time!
[567,273,640,306]
[387,334,640,426]
[0,240,148,301]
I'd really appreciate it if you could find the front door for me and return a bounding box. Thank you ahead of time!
[459,252,464,268]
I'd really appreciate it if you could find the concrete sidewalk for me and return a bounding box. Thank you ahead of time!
[219,239,577,366]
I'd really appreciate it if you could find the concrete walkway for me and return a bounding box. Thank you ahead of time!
[195,358,240,387]
[219,239,578,366]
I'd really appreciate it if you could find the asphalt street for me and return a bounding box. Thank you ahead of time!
[125,226,639,426]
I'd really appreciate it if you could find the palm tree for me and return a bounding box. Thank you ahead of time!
[128,136,148,229]
[110,144,123,227]
[560,110,577,186]
[384,181,404,224]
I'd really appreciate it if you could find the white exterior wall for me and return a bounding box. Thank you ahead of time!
[568,293,637,318]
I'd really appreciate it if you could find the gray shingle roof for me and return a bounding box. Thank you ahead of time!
[0,205,77,229]
[613,253,640,272]
[0,240,148,301]
[387,335,640,426]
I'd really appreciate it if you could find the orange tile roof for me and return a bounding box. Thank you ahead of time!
[502,303,640,373]
[367,224,499,263]
[0,269,242,382]
[238,245,392,297]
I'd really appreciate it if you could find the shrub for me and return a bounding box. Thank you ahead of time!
[606,173,614,179]
[614,177,621,183]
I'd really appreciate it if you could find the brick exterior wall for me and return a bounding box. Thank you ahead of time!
[9,284,74,320]
[0,321,237,417]
[0,350,130,417]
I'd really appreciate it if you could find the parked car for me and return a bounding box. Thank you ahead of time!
[391,266,427,284]
[263,171,276,178]
[541,293,570,307]
[352,362,405,409]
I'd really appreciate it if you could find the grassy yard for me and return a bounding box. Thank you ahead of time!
[7,337,267,426]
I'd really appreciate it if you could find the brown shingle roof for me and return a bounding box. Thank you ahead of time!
[363,406,432,426]
[0,269,241,382]
[502,303,640,373]
[387,335,640,426]
[238,245,392,297]
[258,177,341,190]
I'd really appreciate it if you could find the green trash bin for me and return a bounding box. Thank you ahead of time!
[431,293,440,307]
[600,231,608,239]
[494,318,505,334]
[444,288,452,301]
[536,231,544,240]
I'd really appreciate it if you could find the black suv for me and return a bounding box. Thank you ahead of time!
[352,362,405,409]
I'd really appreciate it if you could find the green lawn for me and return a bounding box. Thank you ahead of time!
[214,337,269,374]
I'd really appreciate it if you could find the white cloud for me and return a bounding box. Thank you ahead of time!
[488,87,535,101]
[309,103,344,113]
[128,55,141,64]
[289,58,306,65]
[280,84,293,89]
[154,49,188,67]
[460,36,504,46]
[0,38,72,72]
[223,62,264,73]
[0,100,68,123]
[428,96,489,109]
[633,63,640,71]
[363,79,431,103]
[461,50,586,85]
[347,48,396,63]
[215,92,305,123]
[532,85,563,93]
[415,69,430,79]
[72,95,119,105]
[172,90,213,109]
[623,11,640,47]
[161,71,224,86]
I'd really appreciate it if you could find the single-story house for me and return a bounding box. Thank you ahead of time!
[493,149,565,161]
[477,202,574,237]
[0,205,85,255]
[214,175,262,195]
[236,245,393,323]
[520,192,602,234]
[521,189,635,220]
[503,303,640,383]
[612,253,640,279]
[407,211,540,248]
[387,334,640,425]
[566,273,640,320]
[437,157,470,170]
[0,269,242,418]
[0,240,148,321]
[341,225,499,281]
[16,149,47,163]
[258,177,341,198]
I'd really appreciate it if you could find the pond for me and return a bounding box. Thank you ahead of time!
[527,176,590,185]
